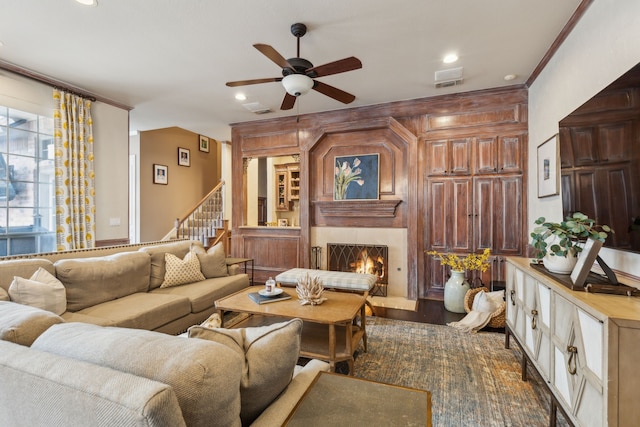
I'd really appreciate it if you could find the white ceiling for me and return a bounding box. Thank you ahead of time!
[0,0,583,141]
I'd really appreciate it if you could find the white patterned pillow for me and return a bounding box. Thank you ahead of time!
[472,290,497,313]
[161,250,205,288]
[8,268,67,315]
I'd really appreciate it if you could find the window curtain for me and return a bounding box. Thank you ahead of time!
[53,89,96,250]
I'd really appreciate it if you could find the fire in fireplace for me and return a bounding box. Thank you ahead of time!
[327,243,388,296]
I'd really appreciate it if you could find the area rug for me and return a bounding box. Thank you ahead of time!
[353,316,570,427]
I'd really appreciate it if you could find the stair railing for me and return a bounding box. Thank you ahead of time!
[173,180,226,247]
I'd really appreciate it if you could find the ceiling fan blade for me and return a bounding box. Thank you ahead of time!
[312,81,356,104]
[254,44,295,69]
[225,77,282,87]
[280,93,296,110]
[307,57,362,77]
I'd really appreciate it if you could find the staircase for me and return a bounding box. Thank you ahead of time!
[171,180,228,250]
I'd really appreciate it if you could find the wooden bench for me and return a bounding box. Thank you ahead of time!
[275,268,377,294]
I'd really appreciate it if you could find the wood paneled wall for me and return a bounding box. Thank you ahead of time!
[231,85,528,298]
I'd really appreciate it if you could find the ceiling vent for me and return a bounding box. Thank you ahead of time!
[435,78,464,89]
[242,102,272,114]
[434,67,464,88]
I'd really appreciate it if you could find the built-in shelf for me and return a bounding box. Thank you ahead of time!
[313,199,402,217]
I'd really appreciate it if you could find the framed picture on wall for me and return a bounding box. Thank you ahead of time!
[199,135,210,153]
[178,147,190,166]
[153,164,168,185]
[537,134,559,198]
[333,153,380,200]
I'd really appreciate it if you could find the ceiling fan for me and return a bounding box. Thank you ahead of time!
[226,23,362,110]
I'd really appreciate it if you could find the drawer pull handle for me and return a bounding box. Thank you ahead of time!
[567,345,578,375]
[531,309,538,330]
[510,290,516,306]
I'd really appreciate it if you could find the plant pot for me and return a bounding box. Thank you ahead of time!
[542,254,578,274]
[444,270,470,313]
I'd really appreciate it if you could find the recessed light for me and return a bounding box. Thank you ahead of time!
[504,74,517,81]
[235,93,247,101]
[75,0,98,6]
[443,53,458,64]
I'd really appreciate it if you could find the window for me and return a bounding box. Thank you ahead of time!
[0,106,55,255]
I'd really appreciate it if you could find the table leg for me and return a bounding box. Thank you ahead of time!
[345,322,354,375]
[328,324,336,372]
[360,302,367,352]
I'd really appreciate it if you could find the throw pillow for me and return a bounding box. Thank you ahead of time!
[160,250,205,288]
[8,268,67,315]
[472,290,496,313]
[0,287,9,301]
[188,318,302,425]
[195,242,229,278]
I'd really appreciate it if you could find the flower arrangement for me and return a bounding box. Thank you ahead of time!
[334,157,365,200]
[425,248,492,272]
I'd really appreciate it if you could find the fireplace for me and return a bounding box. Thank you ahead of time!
[327,243,388,296]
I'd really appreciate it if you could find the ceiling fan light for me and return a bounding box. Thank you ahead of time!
[282,74,314,97]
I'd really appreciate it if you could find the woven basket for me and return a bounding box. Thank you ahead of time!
[463,286,506,329]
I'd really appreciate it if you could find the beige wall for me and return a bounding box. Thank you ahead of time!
[139,127,221,242]
[0,70,130,244]
[529,0,640,278]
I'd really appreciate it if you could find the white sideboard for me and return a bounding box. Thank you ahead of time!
[505,257,640,427]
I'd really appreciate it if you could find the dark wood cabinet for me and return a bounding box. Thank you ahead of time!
[424,130,525,297]
[426,138,471,176]
[475,135,523,174]
[560,121,632,167]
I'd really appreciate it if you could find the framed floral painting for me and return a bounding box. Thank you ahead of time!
[333,154,379,200]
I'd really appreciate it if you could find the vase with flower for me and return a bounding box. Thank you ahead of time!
[425,248,492,313]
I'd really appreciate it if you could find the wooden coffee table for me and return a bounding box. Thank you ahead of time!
[215,286,367,374]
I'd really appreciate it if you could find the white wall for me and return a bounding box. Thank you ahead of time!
[528,0,640,276]
[0,70,130,243]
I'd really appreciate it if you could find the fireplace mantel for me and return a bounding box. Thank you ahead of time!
[313,199,402,217]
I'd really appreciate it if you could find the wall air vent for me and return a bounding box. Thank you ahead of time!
[242,102,272,114]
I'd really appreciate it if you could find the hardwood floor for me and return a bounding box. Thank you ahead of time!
[372,298,505,333]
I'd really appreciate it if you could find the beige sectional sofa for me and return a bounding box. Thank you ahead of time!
[0,239,249,336]
[0,304,330,426]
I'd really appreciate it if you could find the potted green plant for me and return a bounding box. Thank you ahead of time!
[530,212,612,274]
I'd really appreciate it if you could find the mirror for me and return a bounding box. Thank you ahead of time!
[245,155,300,227]
[560,62,640,253]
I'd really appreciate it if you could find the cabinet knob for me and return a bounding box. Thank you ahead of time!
[510,290,516,306]
[567,345,578,375]
[531,309,538,330]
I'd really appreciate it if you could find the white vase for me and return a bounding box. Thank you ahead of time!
[444,270,470,313]
[542,254,578,274]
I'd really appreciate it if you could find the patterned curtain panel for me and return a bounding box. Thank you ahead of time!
[53,89,96,250]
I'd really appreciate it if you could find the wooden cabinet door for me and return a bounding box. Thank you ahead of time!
[498,135,523,173]
[598,120,632,163]
[568,126,599,166]
[426,138,471,176]
[473,176,522,255]
[426,178,473,253]
[475,135,522,174]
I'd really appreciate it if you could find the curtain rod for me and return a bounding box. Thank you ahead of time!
[0,59,133,111]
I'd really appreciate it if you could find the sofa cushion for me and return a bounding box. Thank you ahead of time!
[0,340,186,427]
[161,250,205,288]
[60,310,117,326]
[55,251,151,312]
[73,292,191,331]
[196,242,229,278]
[188,318,302,425]
[0,301,64,346]
[0,258,55,295]
[140,240,204,290]
[8,268,66,315]
[152,274,249,313]
[33,322,243,427]
[0,287,9,301]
